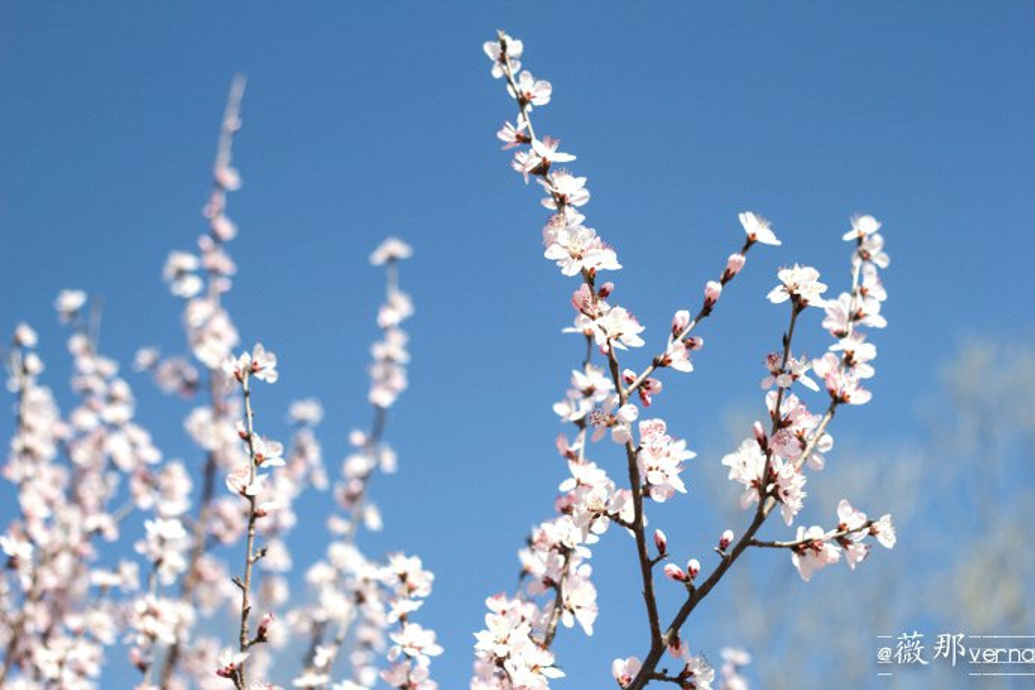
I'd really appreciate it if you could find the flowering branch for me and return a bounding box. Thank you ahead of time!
[605,344,664,647]
[292,238,440,690]
[621,235,756,400]
[627,221,893,689]
[157,73,248,689]
[482,30,896,690]
[219,344,279,688]
[748,520,876,550]
[0,327,42,686]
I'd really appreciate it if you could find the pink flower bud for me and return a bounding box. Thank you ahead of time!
[671,309,690,338]
[686,558,700,580]
[257,612,274,641]
[753,420,768,447]
[663,563,688,582]
[654,529,668,555]
[598,282,614,298]
[726,252,746,278]
[704,280,723,306]
[129,646,147,673]
[638,377,662,407]
[210,214,237,241]
[13,323,37,348]
[622,368,636,385]
[684,336,703,351]
[719,529,734,550]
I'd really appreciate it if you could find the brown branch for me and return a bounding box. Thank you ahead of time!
[494,30,667,654]
[749,519,875,550]
[160,74,246,689]
[622,237,754,400]
[234,372,261,690]
[604,344,663,649]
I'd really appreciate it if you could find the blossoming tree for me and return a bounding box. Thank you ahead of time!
[1,31,895,690]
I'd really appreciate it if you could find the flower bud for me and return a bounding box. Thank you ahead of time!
[753,421,768,448]
[668,634,688,659]
[598,282,614,298]
[704,280,723,307]
[663,563,688,582]
[654,529,668,556]
[684,336,703,351]
[719,529,734,551]
[671,309,690,338]
[686,558,700,580]
[129,646,148,673]
[13,323,38,348]
[256,612,274,642]
[725,252,746,279]
[23,353,43,376]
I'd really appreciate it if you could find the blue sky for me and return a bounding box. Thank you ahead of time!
[2,2,1034,688]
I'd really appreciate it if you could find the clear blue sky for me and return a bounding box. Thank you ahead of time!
[2,3,1034,688]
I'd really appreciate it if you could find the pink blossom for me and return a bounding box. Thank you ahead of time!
[387,623,443,665]
[497,120,530,149]
[767,264,827,308]
[13,322,38,348]
[679,655,715,689]
[598,306,645,350]
[508,70,552,108]
[216,648,249,678]
[760,351,818,392]
[483,33,523,79]
[543,221,620,276]
[790,526,841,581]
[226,468,267,497]
[539,170,590,210]
[612,657,642,687]
[738,211,780,246]
[55,289,88,322]
[250,343,278,383]
[370,237,414,265]
[871,513,897,549]
[843,213,881,242]
[251,435,285,467]
[661,338,694,373]
[858,230,889,268]
[521,136,576,179]
[721,439,767,509]
[812,352,872,405]
[637,419,694,502]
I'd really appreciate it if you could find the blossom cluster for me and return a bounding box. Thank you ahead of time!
[288,237,439,690]
[789,500,896,582]
[1,77,432,690]
[718,215,895,582]
[1,294,169,688]
[479,29,790,690]
[483,30,897,690]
